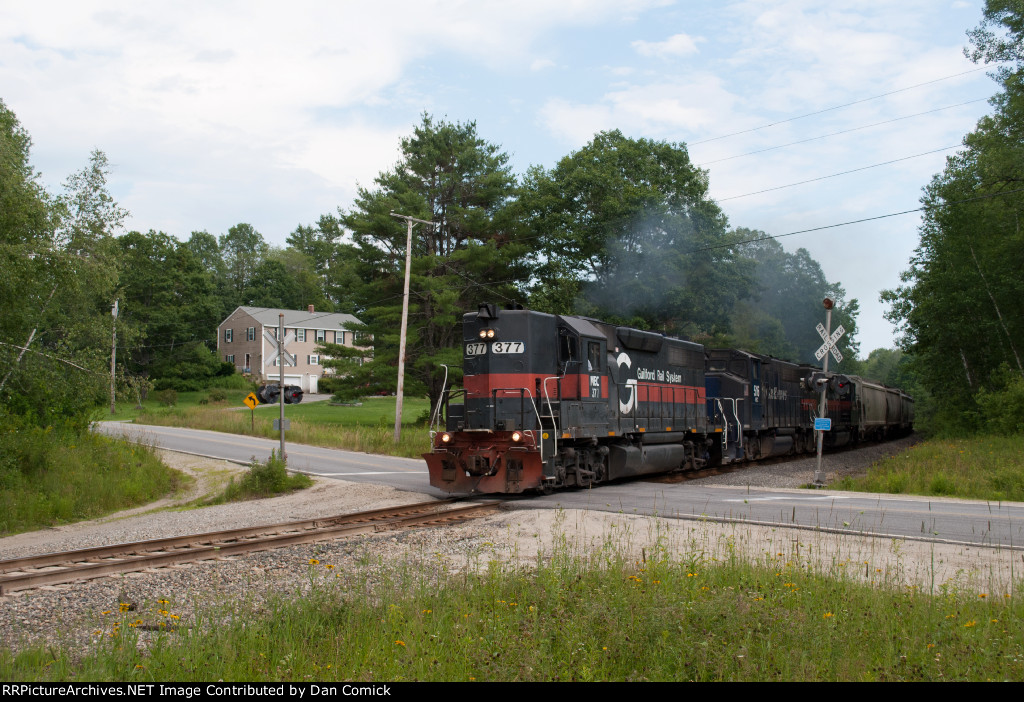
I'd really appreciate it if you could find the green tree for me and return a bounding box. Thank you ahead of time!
[219,223,268,303]
[115,230,222,384]
[0,100,57,402]
[518,130,750,337]
[286,213,360,311]
[883,0,1024,431]
[243,254,307,310]
[338,114,528,407]
[0,112,124,426]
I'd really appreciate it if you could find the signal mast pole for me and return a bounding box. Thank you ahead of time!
[814,297,834,486]
[390,212,435,444]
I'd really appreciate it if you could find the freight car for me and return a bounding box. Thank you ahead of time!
[424,305,912,494]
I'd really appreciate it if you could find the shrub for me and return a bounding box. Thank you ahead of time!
[220,452,312,502]
[208,388,228,403]
[976,365,1024,435]
[157,389,178,407]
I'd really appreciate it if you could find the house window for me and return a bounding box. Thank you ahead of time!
[316,329,326,343]
[224,328,233,343]
[308,355,320,365]
[247,327,255,341]
[225,354,235,363]
[296,328,306,342]
[337,331,345,344]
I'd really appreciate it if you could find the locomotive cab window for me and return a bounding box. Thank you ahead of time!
[587,341,602,371]
[559,331,579,366]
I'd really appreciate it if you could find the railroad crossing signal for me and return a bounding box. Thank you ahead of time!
[814,322,845,364]
[263,329,296,368]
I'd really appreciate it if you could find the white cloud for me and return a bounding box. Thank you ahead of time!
[632,33,700,58]
[0,0,673,238]
[539,75,741,144]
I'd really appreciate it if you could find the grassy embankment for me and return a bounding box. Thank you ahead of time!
[2,531,1021,681]
[834,434,1024,502]
[0,422,184,536]
[122,393,432,459]
[0,385,334,535]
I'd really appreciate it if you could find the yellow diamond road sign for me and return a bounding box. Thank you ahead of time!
[243,392,259,410]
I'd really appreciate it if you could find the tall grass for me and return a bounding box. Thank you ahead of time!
[0,423,184,535]
[835,435,1024,501]
[3,535,1021,681]
[211,451,313,503]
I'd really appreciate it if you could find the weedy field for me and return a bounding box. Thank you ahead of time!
[834,434,1024,502]
[1,530,1021,682]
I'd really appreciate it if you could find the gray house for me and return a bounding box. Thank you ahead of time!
[217,305,368,393]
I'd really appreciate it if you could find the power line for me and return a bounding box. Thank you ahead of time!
[715,145,962,202]
[0,341,99,375]
[690,65,997,146]
[697,98,989,166]
[691,185,1024,254]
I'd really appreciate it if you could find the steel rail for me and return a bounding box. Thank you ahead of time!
[0,500,500,595]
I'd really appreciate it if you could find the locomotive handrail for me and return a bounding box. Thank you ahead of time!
[429,363,450,433]
[429,388,467,442]
[709,396,740,460]
[490,386,545,462]
[541,376,562,460]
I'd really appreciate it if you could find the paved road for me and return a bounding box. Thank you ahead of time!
[99,422,1024,550]
[96,421,437,496]
[526,481,1024,550]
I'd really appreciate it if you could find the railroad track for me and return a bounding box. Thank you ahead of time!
[0,499,501,595]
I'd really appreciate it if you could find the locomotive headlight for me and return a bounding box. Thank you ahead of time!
[511,431,522,442]
[478,328,496,339]
[478,329,487,339]
[440,432,452,444]
[486,328,495,339]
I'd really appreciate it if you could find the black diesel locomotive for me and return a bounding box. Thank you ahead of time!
[424,305,914,494]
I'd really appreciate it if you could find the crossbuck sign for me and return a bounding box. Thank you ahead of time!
[814,323,845,364]
[263,329,297,368]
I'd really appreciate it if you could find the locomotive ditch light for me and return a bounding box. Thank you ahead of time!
[441,432,452,443]
[511,431,522,442]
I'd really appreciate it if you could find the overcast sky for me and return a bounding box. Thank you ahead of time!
[0,1,1001,355]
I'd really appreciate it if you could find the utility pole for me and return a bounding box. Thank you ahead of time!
[110,299,118,414]
[389,212,435,444]
[279,313,286,461]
